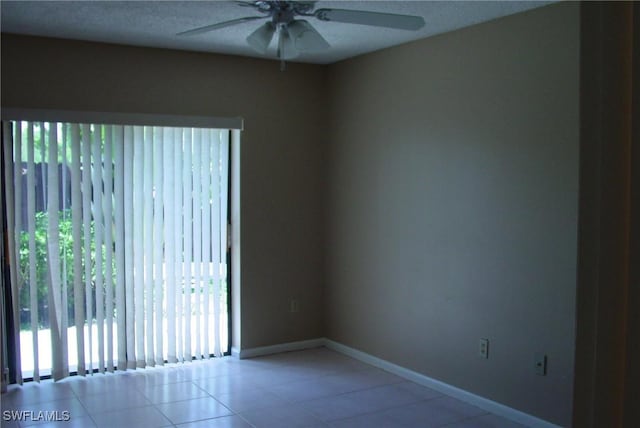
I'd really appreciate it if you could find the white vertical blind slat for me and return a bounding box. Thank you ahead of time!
[124,126,137,369]
[80,124,93,375]
[202,130,212,357]
[60,125,70,378]
[3,122,23,384]
[103,126,115,371]
[70,124,85,375]
[5,121,23,383]
[133,126,145,368]
[47,123,65,380]
[26,123,40,380]
[164,128,176,363]
[152,127,164,365]
[143,126,154,366]
[192,129,202,359]
[183,129,193,358]
[174,128,184,363]
[211,130,229,356]
[114,125,127,371]
[39,122,48,375]
[13,124,24,374]
[91,125,105,373]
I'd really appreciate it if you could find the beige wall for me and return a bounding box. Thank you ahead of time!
[325,3,579,426]
[1,35,328,350]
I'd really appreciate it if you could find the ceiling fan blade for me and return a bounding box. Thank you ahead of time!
[313,8,425,31]
[177,16,267,36]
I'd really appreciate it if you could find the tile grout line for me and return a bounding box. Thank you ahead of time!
[70,385,99,428]
[6,349,505,428]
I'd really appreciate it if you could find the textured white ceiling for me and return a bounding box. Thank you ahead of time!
[0,1,553,64]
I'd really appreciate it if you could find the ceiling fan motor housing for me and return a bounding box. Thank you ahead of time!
[272,8,295,27]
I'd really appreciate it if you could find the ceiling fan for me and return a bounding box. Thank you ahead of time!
[177,1,425,69]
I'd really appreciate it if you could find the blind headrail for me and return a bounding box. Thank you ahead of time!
[1,108,244,130]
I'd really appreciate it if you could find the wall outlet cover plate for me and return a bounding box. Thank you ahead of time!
[534,353,547,375]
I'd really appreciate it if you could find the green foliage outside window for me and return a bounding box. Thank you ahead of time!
[17,209,105,330]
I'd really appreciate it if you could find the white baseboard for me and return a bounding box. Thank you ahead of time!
[324,339,561,428]
[234,337,560,427]
[234,338,325,359]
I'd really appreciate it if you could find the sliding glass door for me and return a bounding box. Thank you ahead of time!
[2,120,231,382]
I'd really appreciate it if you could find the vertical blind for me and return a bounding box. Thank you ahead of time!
[2,121,230,382]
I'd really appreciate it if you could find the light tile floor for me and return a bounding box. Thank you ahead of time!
[1,348,526,428]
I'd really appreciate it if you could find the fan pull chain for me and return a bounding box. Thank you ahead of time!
[277,28,287,71]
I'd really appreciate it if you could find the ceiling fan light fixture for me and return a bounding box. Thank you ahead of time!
[287,20,330,52]
[277,27,299,60]
[246,21,275,54]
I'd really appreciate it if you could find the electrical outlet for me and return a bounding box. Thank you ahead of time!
[534,353,547,376]
[289,299,299,313]
[479,338,489,359]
